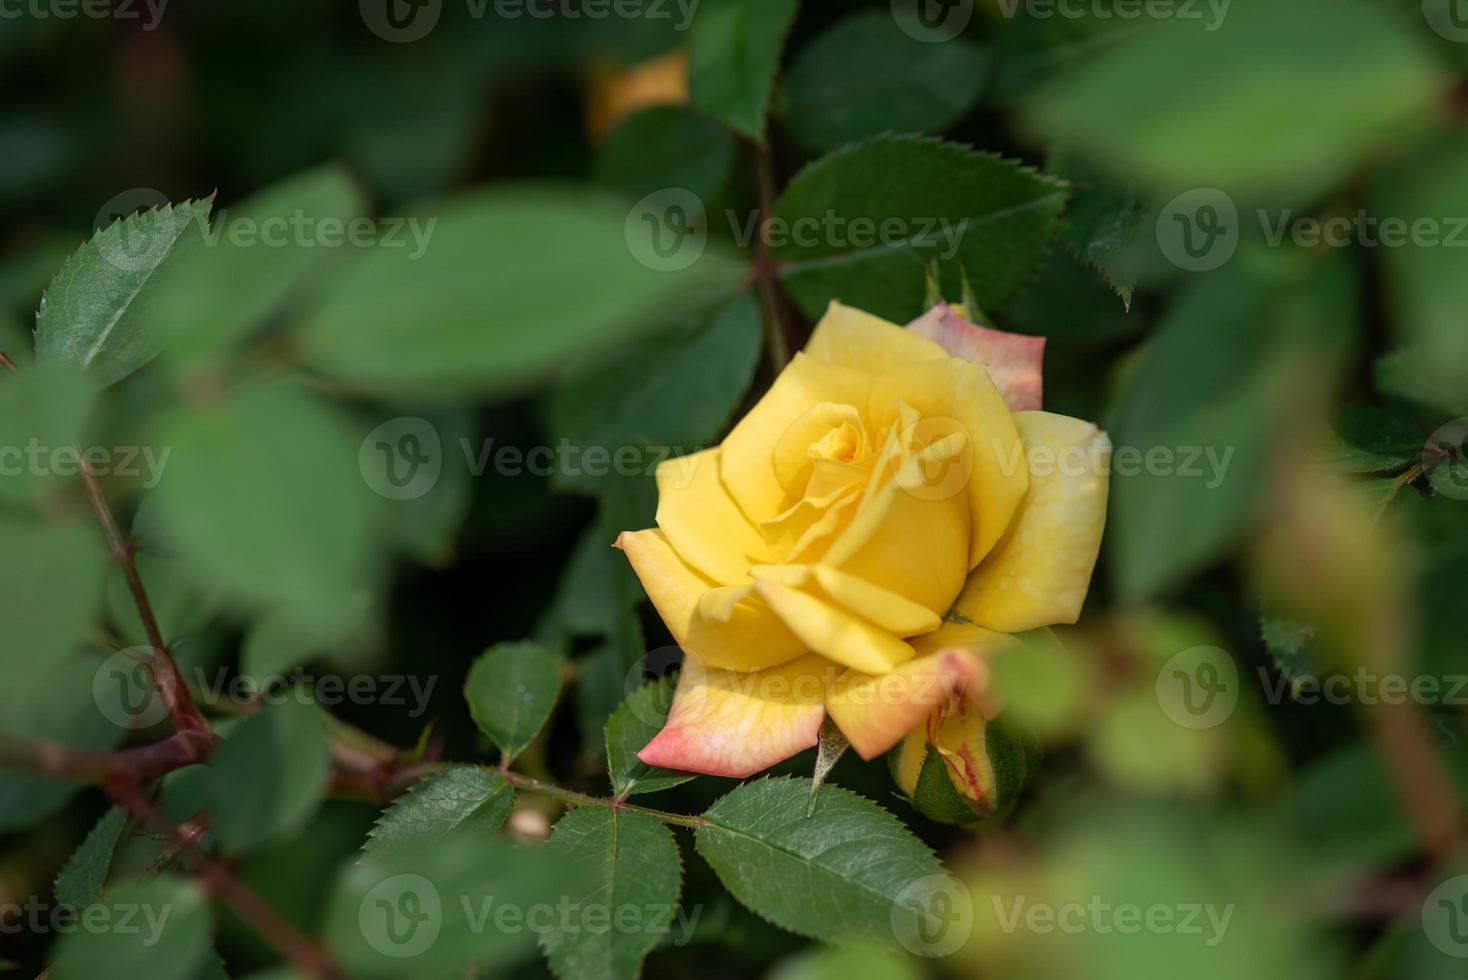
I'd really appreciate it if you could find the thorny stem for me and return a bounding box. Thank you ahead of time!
[107,778,343,980]
[0,351,211,739]
[78,457,212,739]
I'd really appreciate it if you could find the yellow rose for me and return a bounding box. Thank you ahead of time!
[615,301,1109,811]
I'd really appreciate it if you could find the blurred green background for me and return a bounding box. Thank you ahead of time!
[3,0,1468,978]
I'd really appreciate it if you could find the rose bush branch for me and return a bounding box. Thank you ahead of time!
[107,777,343,980]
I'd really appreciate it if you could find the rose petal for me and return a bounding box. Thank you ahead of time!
[637,654,835,777]
[826,622,1014,760]
[720,353,872,525]
[655,448,772,585]
[805,300,947,376]
[907,303,1045,412]
[615,529,806,671]
[866,357,1028,569]
[953,411,1110,632]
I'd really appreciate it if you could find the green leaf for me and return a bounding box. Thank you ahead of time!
[1049,148,1144,307]
[778,11,986,150]
[379,407,475,567]
[0,359,97,505]
[573,606,645,762]
[298,188,743,396]
[770,946,923,980]
[0,517,106,699]
[238,603,369,692]
[146,167,368,366]
[48,876,212,980]
[773,136,1068,323]
[1026,0,1442,203]
[689,0,800,141]
[695,776,943,946]
[595,105,736,203]
[209,699,331,854]
[549,292,762,495]
[464,641,562,762]
[540,807,683,980]
[605,676,693,798]
[35,198,213,387]
[325,828,584,978]
[1373,131,1468,396]
[54,806,128,909]
[1321,404,1422,474]
[1108,248,1354,598]
[364,767,514,857]
[149,383,382,626]
[0,653,128,832]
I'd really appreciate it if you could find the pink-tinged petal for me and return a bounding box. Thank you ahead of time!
[637,654,837,778]
[825,623,1015,759]
[906,303,1045,412]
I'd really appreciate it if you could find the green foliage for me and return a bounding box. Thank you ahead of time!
[0,518,105,698]
[54,806,127,909]
[209,700,331,854]
[540,807,683,980]
[0,360,95,504]
[549,293,762,495]
[150,383,381,626]
[605,677,694,798]
[299,189,743,396]
[48,877,213,980]
[1108,249,1353,598]
[689,0,800,142]
[35,199,213,387]
[778,11,986,150]
[325,829,583,977]
[595,106,736,203]
[363,767,514,857]
[1322,404,1425,474]
[1027,0,1442,203]
[774,136,1068,322]
[464,641,562,762]
[695,777,943,946]
[144,167,367,367]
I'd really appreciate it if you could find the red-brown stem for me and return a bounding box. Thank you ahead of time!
[77,456,211,739]
[0,730,212,783]
[0,352,17,374]
[107,778,343,980]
